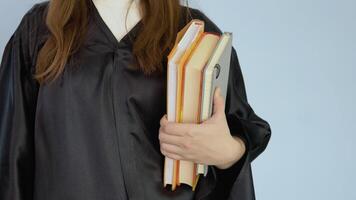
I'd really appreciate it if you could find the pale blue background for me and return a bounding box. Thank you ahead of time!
[1,0,356,199]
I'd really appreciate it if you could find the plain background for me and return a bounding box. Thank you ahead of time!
[1,0,355,199]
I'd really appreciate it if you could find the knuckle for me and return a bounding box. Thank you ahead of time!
[162,125,170,135]
[160,116,166,126]
[182,139,192,149]
[160,146,166,154]
[167,154,175,160]
[161,143,167,150]
[163,124,172,134]
[162,125,168,133]
[158,132,163,141]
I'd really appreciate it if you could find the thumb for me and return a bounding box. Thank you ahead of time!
[211,87,225,119]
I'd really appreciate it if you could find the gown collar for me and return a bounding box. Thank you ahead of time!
[88,0,142,49]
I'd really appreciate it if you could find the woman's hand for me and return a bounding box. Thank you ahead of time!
[159,87,246,169]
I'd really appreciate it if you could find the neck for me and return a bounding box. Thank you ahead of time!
[92,0,142,42]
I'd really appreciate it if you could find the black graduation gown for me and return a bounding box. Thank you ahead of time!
[0,1,271,200]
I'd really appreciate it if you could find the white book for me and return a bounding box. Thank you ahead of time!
[165,20,204,187]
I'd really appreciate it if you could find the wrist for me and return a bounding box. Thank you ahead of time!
[215,136,246,169]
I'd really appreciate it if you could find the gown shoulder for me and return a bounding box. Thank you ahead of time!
[7,1,49,70]
[16,1,49,33]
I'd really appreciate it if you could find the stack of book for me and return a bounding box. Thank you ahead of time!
[164,19,233,191]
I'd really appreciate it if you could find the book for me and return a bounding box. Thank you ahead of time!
[164,19,233,191]
[178,32,220,188]
[165,19,205,190]
[199,32,233,175]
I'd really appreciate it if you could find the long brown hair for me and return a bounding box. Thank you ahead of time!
[35,0,191,84]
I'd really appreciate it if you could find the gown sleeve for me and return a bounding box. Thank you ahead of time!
[208,46,272,200]
[0,6,40,200]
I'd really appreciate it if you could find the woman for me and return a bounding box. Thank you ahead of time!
[0,0,271,199]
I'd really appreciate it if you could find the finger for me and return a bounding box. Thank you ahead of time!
[160,142,184,155]
[160,150,183,160]
[159,128,184,146]
[160,114,169,126]
[162,122,199,136]
[212,87,225,119]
